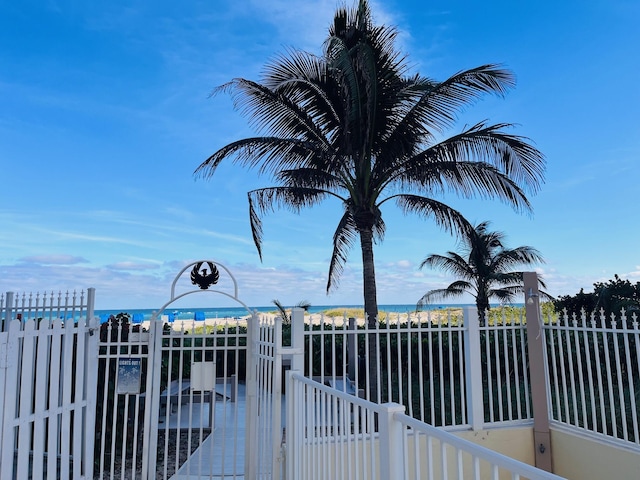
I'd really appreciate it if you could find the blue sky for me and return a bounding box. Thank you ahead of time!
[0,0,638,310]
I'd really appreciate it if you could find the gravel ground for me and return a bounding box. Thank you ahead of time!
[95,431,208,480]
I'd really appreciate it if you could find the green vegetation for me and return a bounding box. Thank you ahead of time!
[554,274,640,321]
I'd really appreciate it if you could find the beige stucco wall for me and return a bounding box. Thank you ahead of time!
[551,428,640,480]
[454,426,536,465]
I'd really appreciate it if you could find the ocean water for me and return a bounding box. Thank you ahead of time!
[95,303,479,324]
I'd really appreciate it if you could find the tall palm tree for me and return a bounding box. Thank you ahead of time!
[195,0,544,332]
[417,221,549,323]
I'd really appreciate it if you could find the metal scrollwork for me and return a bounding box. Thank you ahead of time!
[190,261,220,290]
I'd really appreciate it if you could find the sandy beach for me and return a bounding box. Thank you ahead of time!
[147,308,464,331]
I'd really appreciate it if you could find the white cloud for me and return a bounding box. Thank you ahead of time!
[107,261,160,271]
[19,255,88,265]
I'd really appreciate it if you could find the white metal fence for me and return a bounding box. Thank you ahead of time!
[0,290,98,480]
[285,372,565,480]
[302,308,533,430]
[543,309,640,447]
[5,280,640,479]
[88,302,640,479]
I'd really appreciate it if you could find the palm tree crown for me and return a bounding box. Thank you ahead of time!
[195,0,545,327]
[417,221,548,322]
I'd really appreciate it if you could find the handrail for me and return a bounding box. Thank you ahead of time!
[287,372,566,480]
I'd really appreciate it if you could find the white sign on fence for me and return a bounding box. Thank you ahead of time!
[117,357,142,394]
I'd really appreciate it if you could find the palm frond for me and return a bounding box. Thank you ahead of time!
[262,48,341,134]
[398,122,544,193]
[195,137,324,179]
[215,78,331,148]
[391,194,471,237]
[416,286,468,310]
[491,246,545,271]
[247,186,330,259]
[420,253,474,280]
[326,210,359,292]
[385,64,516,147]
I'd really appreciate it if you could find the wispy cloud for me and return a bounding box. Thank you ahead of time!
[107,261,160,271]
[19,254,89,265]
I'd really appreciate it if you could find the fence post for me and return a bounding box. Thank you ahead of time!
[83,288,99,478]
[3,292,14,332]
[379,403,406,479]
[290,308,305,371]
[245,312,258,480]
[348,317,356,380]
[141,316,163,479]
[285,370,302,480]
[524,271,554,472]
[463,307,484,430]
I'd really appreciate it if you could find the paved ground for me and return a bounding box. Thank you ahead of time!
[169,384,247,479]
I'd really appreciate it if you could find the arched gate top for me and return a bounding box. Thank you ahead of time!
[152,259,253,320]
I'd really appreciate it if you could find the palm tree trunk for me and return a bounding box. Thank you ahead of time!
[476,286,490,326]
[359,226,380,402]
[360,227,379,326]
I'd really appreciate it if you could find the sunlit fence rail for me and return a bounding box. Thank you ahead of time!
[285,372,564,480]
[301,308,533,429]
[543,309,640,447]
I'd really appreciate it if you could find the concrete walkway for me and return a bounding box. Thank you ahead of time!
[170,384,247,479]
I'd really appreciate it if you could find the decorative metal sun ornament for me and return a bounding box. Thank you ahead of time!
[190,261,220,290]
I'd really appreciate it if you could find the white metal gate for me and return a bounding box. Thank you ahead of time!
[248,308,304,480]
[95,260,266,480]
[0,290,98,480]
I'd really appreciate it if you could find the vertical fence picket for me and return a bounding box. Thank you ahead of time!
[601,313,618,438]
[494,322,505,423]
[31,318,49,480]
[73,318,87,479]
[47,319,63,480]
[427,317,435,425]
[580,310,597,431]
[512,319,523,420]
[16,319,36,480]
[611,316,628,441]
[0,329,6,476]
[621,311,639,443]
[632,314,640,445]
[566,315,580,426]
[485,324,495,423]
[504,321,513,421]
[572,314,588,429]
[1,320,21,479]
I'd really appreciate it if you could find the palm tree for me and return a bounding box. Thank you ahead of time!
[417,221,549,323]
[196,0,544,336]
